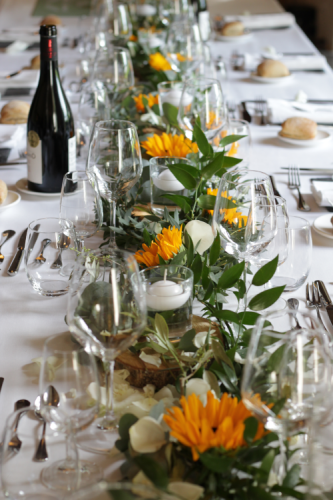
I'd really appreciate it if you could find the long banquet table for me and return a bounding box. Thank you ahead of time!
[1,0,333,491]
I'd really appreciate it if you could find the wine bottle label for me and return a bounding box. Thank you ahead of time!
[198,11,211,42]
[68,136,76,172]
[41,36,58,61]
[27,130,42,184]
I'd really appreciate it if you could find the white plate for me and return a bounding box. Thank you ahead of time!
[277,128,332,147]
[0,190,21,211]
[250,72,294,84]
[16,178,61,197]
[313,214,333,240]
[216,32,253,43]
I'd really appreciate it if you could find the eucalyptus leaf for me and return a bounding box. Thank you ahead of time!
[283,464,301,489]
[197,194,216,210]
[219,134,246,148]
[252,256,279,287]
[211,339,234,370]
[248,286,286,311]
[133,456,169,489]
[218,261,245,289]
[178,329,197,352]
[260,449,276,475]
[118,414,138,440]
[155,313,169,344]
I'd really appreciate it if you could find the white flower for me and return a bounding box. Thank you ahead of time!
[129,416,167,453]
[184,220,214,255]
[127,397,159,418]
[234,352,246,364]
[193,329,216,348]
[139,351,162,368]
[30,355,64,382]
[154,386,174,401]
[186,379,210,400]
[167,482,204,500]
[203,371,220,397]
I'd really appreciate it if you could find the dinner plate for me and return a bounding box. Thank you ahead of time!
[313,214,333,240]
[0,190,21,211]
[16,178,62,197]
[216,32,253,43]
[250,72,294,84]
[277,128,332,147]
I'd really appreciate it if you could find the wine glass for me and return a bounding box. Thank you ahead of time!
[96,1,132,43]
[160,0,191,22]
[241,309,332,482]
[164,21,204,78]
[39,332,101,491]
[60,170,103,252]
[178,77,227,144]
[216,118,252,167]
[87,119,143,250]
[67,249,147,453]
[212,169,276,307]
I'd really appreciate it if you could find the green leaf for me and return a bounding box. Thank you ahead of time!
[248,487,277,500]
[248,286,286,311]
[166,161,199,179]
[238,311,261,326]
[271,397,286,416]
[115,438,129,452]
[218,261,245,289]
[260,449,276,475]
[201,151,225,180]
[142,96,149,109]
[243,416,259,444]
[118,414,138,440]
[163,194,192,213]
[133,456,169,489]
[155,313,169,343]
[199,452,233,473]
[283,464,300,489]
[151,103,160,116]
[202,263,210,289]
[167,165,197,190]
[191,254,202,285]
[162,102,179,127]
[143,228,153,247]
[271,486,304,500]
[203,281,214,301]
[219,134,246,148]
[178,329,197,352]
[209,235,220,266]
[193,122,213,156]
[197,194,216,210]
[214,309,239,324]
[267,344,286,372]
[186,233,194,267]
[169,250,186,266]
[222,156,243,169]
[211,339,234,370]
[252,256,279,287]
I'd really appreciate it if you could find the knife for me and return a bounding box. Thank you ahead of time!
[0,377,4,394]
[7,228,28,276]
[281,167,333,174]
[315,281,333,326]
[240,102,252,122]
[269,175,282,198]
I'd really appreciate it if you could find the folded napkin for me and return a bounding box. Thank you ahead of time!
[0,125,26,161]
[243,53,327,71]
[224,13,295,30]
[0,70,39,88]
[311,180,333,207]
[267,99,333,124]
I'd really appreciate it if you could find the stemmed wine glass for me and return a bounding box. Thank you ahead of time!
[178,77,227,144]
[95,1,132,43]
[87,119,143,250]
[164,21,203,78]
[241,309,332,483]
[39,332,101,491]
[60,170,103,252]
[212,169,277,308]
[67,249,147,453]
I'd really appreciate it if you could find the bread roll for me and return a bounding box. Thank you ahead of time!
[30,55,40,69]
[0,101,30,125]
[257,59,290,78]
[40,15,62,26]
[0,180,8,204]
[221,21,244,36]
[280,117,317,140]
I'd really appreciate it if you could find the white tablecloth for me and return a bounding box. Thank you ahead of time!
[1,0,333,494]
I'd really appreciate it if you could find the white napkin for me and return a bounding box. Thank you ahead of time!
[243,53,327,71]
[224,13,295,30]
[267,98,333,124]
[311,180,333,207]
[0,70,39,88]
[0,124,26,161]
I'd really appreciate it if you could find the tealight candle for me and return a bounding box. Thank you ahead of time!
[146,280,190,311]
[136,4,156,16]
[160,89,193,108]
[153,169,184,192]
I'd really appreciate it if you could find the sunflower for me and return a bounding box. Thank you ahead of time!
[129,34,138,42]
[213,130,240,155]
[141,132,199,157]
[164,391,266,461]
[207,188,247,227]
[149,52,172,72]
[133,93,159,113]
[135,226,183,267]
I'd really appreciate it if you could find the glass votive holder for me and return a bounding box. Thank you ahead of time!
[157,81,191,116]
[138,29,166,52]
[217,118,252,167]
[25,218,77,297]
[150,156,190,215]
[140,265,193,338]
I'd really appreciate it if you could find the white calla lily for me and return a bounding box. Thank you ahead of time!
[184,220,214,255]
[139,352,162,368]
[186,379,210,398]
[128,397,159,418]
[129,416,167,453]
[203,370,220,397]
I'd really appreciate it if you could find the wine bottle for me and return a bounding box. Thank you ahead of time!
[191,0,211,42]
[27,25,75,193]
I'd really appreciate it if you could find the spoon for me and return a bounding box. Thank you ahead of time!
[287,298,302,329]
[8,399,31,452]
[34,386,60,462]
[0,230,16,263]
[50,234,71,269]
[34,238,51,264]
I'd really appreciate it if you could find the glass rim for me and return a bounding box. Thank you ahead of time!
[63,170,94,181]
[149,156,192,164]
[182,76,220,87]
[157,80,184,89]
[221,169,270,186]
[28,217,74,232]
[285,215,310,230]
[94,119,138,132]
[44,331,89,355]
[139,264,194,278]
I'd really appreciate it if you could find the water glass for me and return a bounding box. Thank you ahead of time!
[150,156,191,215]
[165,21,203,78]
[140,265,193,338]
[25,218,76,296]
[218,118,252,167]
[271,216,312,291]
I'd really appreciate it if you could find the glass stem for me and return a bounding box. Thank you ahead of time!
[98,360,116,430]
[109,199,117,249]
[64,425,78,469]
[276,426,287,484]
[77,238,84,252]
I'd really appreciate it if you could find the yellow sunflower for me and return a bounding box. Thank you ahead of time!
[141,132,199,157]
[135,226,183,267]
[164,391,266,461]
[129,34,138,42]
[149,52,172,72]
[207,188,247,227]
[213,130,240,155]
[133,93,159,113]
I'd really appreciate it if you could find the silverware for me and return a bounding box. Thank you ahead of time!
[26,223,40,258]
[227,101,236,119]
[306,282,328,332]
[8,399,31,453]
[0,377,4,394]
[288,165,311,212]
[50,234,71,269]
[314,280,333,328]
[282,167,333,174]
[269,175,282,198]
[240,101,252,122]
[34,386,60,462]
[255,97,267,125]
[0,230,16,263]
[5,70,21,79]
[34,238,51,264]
[7,228,28,276]
[287,298,302,329]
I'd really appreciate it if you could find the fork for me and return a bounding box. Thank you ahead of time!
[227,101,236,118]
[288,165,311,212]
[254,97,267,125]
[306,282,328,332]
[34,238,51,265]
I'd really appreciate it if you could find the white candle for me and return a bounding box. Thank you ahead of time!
[160,89,193,108]
[147,280,190,311]
[136,4,157,16]
[147,36,164,48]
[153,169,184,192]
